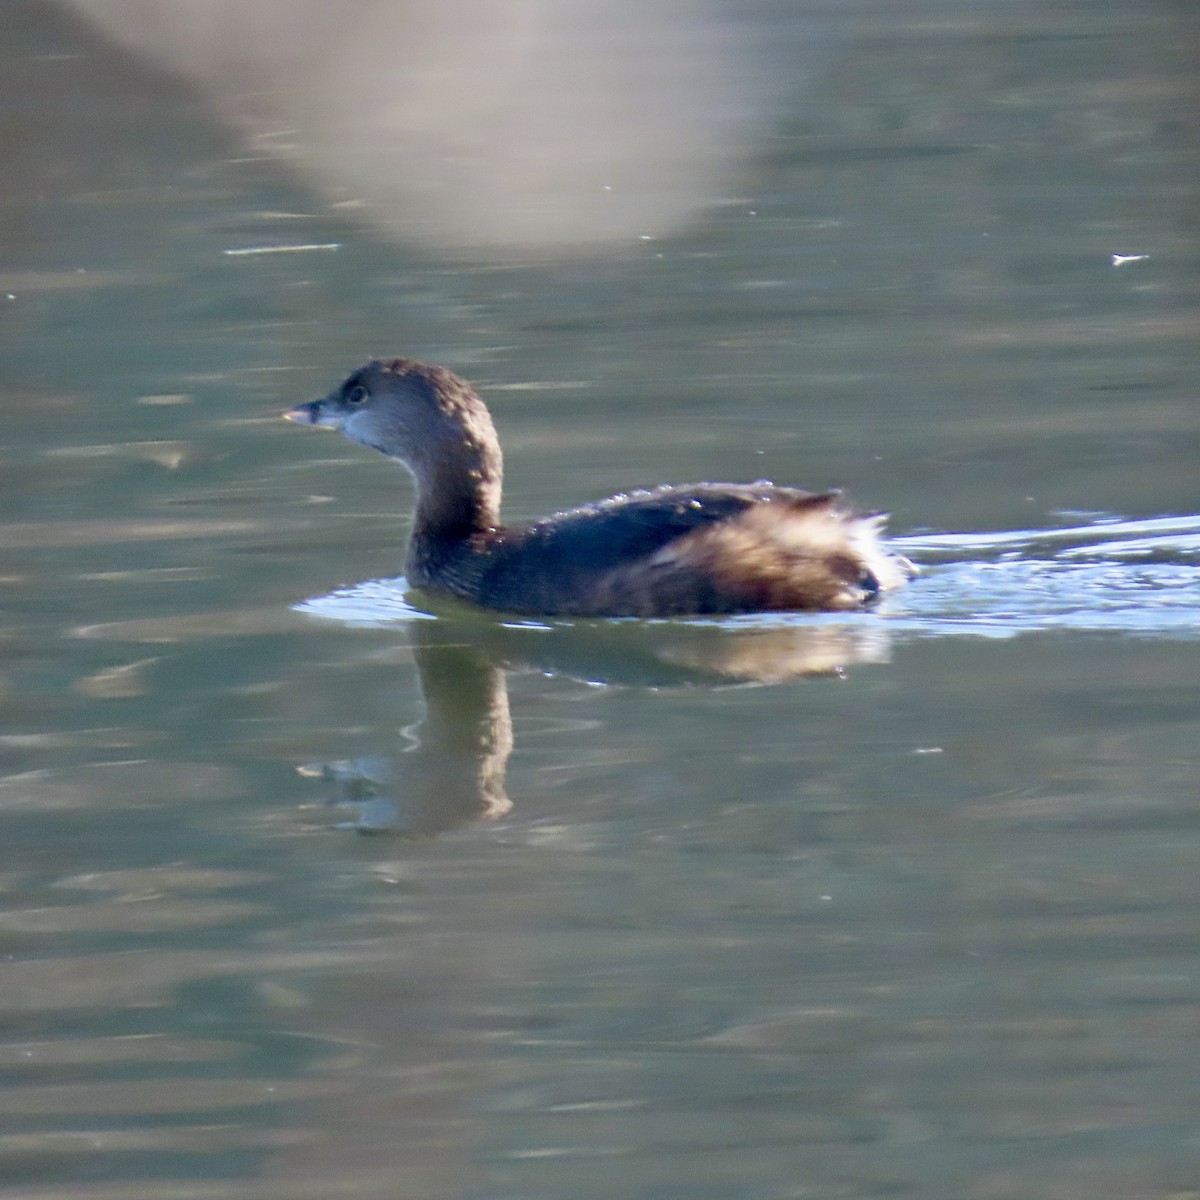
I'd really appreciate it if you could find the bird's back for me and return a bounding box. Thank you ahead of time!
[426,484,912,617]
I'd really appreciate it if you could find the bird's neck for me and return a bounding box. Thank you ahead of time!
[402,440,502,586]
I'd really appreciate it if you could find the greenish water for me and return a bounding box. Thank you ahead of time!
[2,2,1198,1198]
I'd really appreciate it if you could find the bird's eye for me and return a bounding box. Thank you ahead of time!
[345,385,368,405]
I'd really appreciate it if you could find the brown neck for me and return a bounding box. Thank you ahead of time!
[403,438,502,586]
[414,457,499,534]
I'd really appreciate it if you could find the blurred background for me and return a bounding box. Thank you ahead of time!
[1,1,1198,1197]
[65,0,812,253]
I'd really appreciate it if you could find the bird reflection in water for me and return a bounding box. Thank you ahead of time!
[295,610,893,836]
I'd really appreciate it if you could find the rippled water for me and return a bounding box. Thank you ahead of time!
[3,1,1199,1198]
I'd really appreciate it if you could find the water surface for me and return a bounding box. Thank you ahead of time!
[2,1,1198,1198]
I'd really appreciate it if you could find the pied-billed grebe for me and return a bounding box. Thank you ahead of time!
[285,358,916,617]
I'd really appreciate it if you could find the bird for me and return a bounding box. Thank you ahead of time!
[284,357,915,618]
